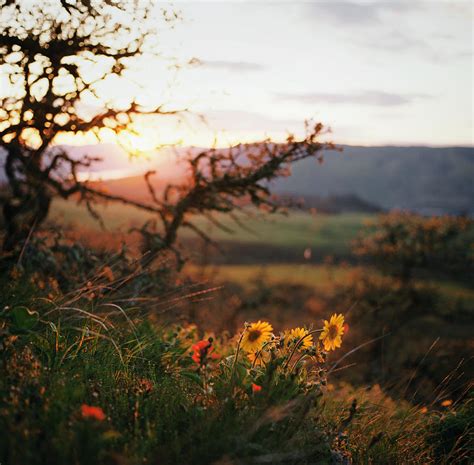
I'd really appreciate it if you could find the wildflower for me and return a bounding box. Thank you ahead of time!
[441,399,453,407]
[81,404,106,421]
[252,383,262,393]
[102,266,114,282]
[137,378,153,394]
[191,339,219,366]
[284,327,313,351]
[248,349,270,366]
[9,266,22,280]
[241,321,273,353]
[320,314,345,351]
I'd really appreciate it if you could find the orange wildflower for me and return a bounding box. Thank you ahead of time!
[252,383,262,393]
[138,378,154,394]
[81,404,106,421]
[191,339,219,366]
[102,266,114,282]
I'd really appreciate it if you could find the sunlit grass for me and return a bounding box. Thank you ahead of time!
[186,263,354,289]
[187,263,474,302]
[2,273,466,465]
[2,272,470,465]
[51,198,369,254]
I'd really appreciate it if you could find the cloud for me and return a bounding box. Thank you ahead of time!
[194,59,265,72]
[305,2,470,61]
[353,29,472,64]
[307,1,420,26]
[275,90,432,107]
[455,50,474,59]
[310,2,379,25]
[364,30,428,52]
[200,109,301,132]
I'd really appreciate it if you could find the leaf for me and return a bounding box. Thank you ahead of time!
[10,306,39,331]
[181,371,202,386]
[236,362,248,383]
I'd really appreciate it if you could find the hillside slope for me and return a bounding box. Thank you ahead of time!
[272,145,474,215]
[1,145,473,214]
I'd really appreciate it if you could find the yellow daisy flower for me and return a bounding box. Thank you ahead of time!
[247,350,271,366]
[284,327,313,351]
[320,314,345,351]
[241,321,273,353]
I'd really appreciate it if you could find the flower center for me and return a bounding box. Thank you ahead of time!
[328,325,338,340]
[248,329,262,342]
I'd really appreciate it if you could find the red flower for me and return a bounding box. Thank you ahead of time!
[81,404,106,421]
[252,383,262,394]
[138,378,154,394]
[191,339,219,366]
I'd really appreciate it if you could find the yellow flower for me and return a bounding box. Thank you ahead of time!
[284,327,313,351]
[320,314,345,351]
[241,321,273,353]
[247,350,271,366]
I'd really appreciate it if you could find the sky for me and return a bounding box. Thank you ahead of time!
[2,0,473,149]
[124,0,473,148]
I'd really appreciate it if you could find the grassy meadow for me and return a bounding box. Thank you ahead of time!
[51,198,368,260]
[1,198,473,464]
[48,199,474,399]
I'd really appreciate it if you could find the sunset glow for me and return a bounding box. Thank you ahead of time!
[4,1,471,150]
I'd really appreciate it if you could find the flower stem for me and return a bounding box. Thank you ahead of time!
[251,340,278,368]
[283,329,322,370]
[290,353,308,373]
[230,328,246,385]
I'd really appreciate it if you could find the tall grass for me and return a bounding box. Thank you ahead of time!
[1,266,471,465]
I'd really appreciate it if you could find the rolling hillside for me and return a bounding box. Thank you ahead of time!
[272,145,474,215]
[1,144,473,215]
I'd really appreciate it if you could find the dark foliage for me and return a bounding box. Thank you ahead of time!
[0,0,177,249]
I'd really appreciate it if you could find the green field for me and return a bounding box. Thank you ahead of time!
[188,264,354,288]
[51,198,370,258]
[52,198,474,305]
[190,263,474,299]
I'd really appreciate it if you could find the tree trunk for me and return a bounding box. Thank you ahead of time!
[2,191,51,251]
[2,145,52,251]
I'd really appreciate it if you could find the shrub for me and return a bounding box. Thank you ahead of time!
[353,212,473,283]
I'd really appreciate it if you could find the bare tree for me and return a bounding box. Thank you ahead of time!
[0,0,333,260]
[117,125,332,266]
[0,0,178,249]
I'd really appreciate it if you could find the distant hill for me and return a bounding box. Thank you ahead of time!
[271,145,474,215]
[277,193,383,214]
[1,144,473,215]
